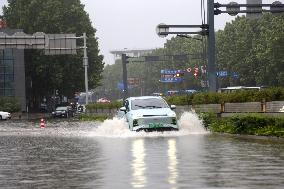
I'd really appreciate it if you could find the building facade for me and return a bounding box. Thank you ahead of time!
[0,29,26,111]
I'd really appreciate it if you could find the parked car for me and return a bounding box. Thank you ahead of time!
[0,111,11,120]
[52,106,74,118]
[97,98,110,103]
[118,96,179,132]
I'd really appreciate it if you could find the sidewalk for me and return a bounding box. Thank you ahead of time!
[11,112,51,120]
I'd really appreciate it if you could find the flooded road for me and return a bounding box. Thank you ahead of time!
[0,112,283,189]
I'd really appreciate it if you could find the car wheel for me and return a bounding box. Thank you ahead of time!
[0,115,2,120]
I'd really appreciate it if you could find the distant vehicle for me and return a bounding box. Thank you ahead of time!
[97,98,111,103]
[180,89,197,94]
[152,93,164,97]
[280,106,284,112]
[118,96,179,132]
[52,106,74,118]
[218,86,265,93]
[166,90,179,96]
[0,111,11,120]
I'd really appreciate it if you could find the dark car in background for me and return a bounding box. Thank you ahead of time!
[52,106,74,118]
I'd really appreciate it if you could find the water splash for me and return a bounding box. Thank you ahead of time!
[0,112,208,138]
[89,111,208,138]
[178,111,208,134]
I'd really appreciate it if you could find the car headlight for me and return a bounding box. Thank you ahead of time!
[133,119,139,127]
[171,118,177,125]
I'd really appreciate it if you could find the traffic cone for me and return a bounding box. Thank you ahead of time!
[40,118,45,128]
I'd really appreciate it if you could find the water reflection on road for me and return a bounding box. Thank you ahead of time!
[0,118,283,189]
[131,139,146,188]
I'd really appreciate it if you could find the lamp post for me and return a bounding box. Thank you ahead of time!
[83,33,89,105]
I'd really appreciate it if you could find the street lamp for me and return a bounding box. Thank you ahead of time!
[82,33,89,105]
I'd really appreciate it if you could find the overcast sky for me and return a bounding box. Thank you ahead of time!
[81,0,282,65]
[0,0,282,65]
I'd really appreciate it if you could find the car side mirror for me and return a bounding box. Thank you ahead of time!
[170,105,176,110]
[120,107,127,112]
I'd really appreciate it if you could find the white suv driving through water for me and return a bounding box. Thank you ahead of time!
[119,96,179,132]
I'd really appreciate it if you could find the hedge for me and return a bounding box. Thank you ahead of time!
[79,114,109,122]
[200,113,284,137]
[0,97,21,112]
[84,88,284,110]
[165,87,284,105]
[86,101,123,111]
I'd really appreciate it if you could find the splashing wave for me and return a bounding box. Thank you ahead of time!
[88,111,209,138]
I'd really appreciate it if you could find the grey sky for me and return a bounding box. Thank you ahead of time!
[81,0,282,65]
[0,0,282,65]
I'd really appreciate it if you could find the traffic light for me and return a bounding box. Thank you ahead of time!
[194,67,199,79]
[174,73,181,77]
[122,54,129,64]
[174,72,184,78]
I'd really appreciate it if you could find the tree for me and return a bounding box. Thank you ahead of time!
[2,0,104,109]
[216,14,284,87]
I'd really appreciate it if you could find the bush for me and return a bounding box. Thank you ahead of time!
[205,114,284,137]
[165,87,284,105]
[0,97,21,112]
[79,114,108,122]
[86,101,123,111]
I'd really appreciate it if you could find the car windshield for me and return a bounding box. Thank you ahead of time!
[56,107,67,111]
[131,98,169,110]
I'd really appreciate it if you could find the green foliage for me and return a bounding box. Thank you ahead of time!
[191,92,223,105]
[216,14,284,87]
[166,94,193,106]
[79,114,108,122]
[165,87,284,105]
[198,112,218,129]
[0,97,21,112]
[3,0,104,106]
[86,101,123,110]
[206,114,284,137]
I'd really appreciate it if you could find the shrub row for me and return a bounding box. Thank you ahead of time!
[166,87,284,105]
[84,88,284,110]
[86,101,123,111]
[79,114,109,122]
[200,113,284,137]
[0,97,21,112]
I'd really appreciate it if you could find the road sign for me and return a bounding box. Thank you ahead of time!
[0,32,46,49]
[160,77,183,83]
[44,34,77,55]
[161,69,184,75]
[217,71,228,77]
[127,77,140,86]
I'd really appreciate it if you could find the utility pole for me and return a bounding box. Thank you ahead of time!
[83,33,89,105]
[122,54,128,101]
[207,0,217,92]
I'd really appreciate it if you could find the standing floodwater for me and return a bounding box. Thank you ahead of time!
[0,112,283,189]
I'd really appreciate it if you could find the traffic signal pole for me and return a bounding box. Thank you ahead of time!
[207,0,217,92]
[83,33,89,105]
[122,54,128,101]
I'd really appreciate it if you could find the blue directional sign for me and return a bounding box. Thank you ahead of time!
[161,69,184,74]
[216,71,228,77]
[160,69,184,83]
[232,72,239,78]
[160,77,184,83]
